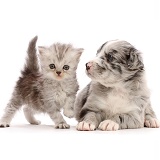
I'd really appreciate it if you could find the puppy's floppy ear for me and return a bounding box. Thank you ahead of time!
[126,47,144,71]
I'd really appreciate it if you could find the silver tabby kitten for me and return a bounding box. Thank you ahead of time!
[0,36,83,129]
[75,40,160,131]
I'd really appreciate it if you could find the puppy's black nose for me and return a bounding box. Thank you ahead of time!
[86,63,90,70]
[56,71,61,75]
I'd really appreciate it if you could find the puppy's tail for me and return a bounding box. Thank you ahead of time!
[22,36,39,75]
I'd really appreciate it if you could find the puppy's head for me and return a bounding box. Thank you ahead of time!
[86,40,144,86]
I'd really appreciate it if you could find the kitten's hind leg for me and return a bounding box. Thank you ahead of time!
[0,94,22,127]
[23,106,41,125]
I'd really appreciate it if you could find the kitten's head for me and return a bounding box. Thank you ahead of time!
[38,43,83,81]
[86,40,144,87]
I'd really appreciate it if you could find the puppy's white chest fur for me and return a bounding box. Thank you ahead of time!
[97,88,135,115]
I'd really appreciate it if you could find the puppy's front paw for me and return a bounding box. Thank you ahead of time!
[76,121,96,131]
[63,108,74,118]
[55,122,70,129]
[145,118,160,128]
[98,120,119,131]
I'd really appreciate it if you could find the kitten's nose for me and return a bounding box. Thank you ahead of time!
[86,62,92,70]
[56,71,61,75]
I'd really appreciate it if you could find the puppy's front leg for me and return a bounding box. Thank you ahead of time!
[76,110,102,131]
[144,103,160,128]
[99,111,144,131]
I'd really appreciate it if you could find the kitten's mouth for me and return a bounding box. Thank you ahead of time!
[55,75,64,80]
[57,75,62,78]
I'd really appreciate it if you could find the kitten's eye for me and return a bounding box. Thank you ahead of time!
[63,65,70,70]
[106,53,114,62]
[49,64,55,69]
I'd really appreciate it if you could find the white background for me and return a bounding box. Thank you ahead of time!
[0,0,160,160]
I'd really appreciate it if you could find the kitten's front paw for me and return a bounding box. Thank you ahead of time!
[63,108,74,118]
[30,120,41,125]
[98,120,119,131]
[0,120,10,128]
[55,122,70,129]
[145,118,160,128]
[76,121,96,131]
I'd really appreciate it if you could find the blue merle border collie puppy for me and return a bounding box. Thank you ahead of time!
[75,40,160,131]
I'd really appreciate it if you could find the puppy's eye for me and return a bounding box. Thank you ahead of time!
[49,64,55,69]
[63,65,70,70]
[100,56,105,60]
[106,53,114,62]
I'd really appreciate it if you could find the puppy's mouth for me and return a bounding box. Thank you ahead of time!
[86,70,92,77]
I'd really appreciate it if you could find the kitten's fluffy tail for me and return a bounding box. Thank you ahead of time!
[22,36,39,75]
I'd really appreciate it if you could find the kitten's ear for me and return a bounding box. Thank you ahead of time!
[38,46,47,55]
[126,47,144,71]
[76,48,84,54]
[74,48,84,59]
